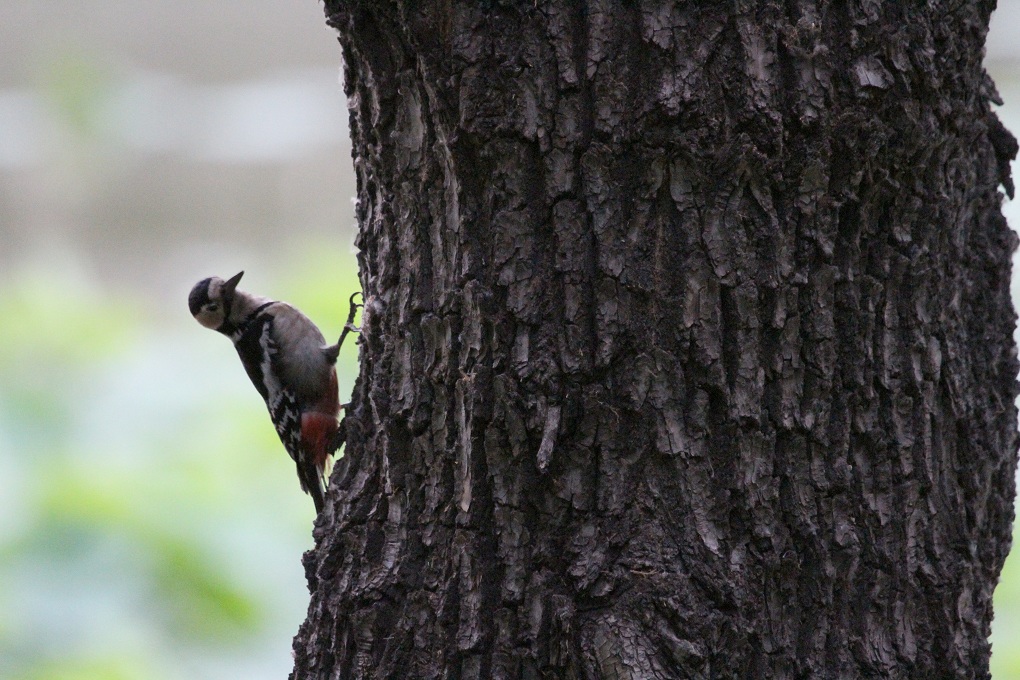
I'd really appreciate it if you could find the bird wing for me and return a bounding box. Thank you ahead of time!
[232,305,328,512]
[251,317,302,462]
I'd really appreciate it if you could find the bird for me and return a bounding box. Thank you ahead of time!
[188,271,360,513]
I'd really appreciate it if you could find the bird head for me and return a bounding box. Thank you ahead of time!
[189,271,244,331]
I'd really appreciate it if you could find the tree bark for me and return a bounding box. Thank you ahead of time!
[292,1,1018,678]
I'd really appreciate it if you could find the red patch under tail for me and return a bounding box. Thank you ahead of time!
[301,411,340,477]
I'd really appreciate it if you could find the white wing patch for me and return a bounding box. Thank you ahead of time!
[259,321,303,464]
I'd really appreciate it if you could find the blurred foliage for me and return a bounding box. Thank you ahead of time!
[15,656,159,680]
[41,50,117,139]
[993,526,1020,678]
[0,250,360,680]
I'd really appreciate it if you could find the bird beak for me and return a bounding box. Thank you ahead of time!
[223,271,244,296]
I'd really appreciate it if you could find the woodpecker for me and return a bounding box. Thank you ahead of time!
[188,271,360,514]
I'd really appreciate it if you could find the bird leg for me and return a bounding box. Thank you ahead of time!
[329,294,363,455]
[336,291,363,349]
[323,292,363,363]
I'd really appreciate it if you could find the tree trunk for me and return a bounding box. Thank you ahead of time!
[292,1,1018,677]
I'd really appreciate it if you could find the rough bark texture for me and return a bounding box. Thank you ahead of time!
[293,1,1018,678]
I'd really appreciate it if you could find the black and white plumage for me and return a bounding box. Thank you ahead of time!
[189,271,356,513]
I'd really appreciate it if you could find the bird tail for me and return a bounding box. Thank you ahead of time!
[300,411,339,513]
[295,458,325,514]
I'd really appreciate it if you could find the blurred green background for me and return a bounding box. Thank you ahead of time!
[0,2,1018,678]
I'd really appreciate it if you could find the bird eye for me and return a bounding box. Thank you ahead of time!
[207,303,219,312]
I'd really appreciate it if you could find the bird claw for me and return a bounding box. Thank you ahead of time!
[334,292,364,351]
[329,294,363,453]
